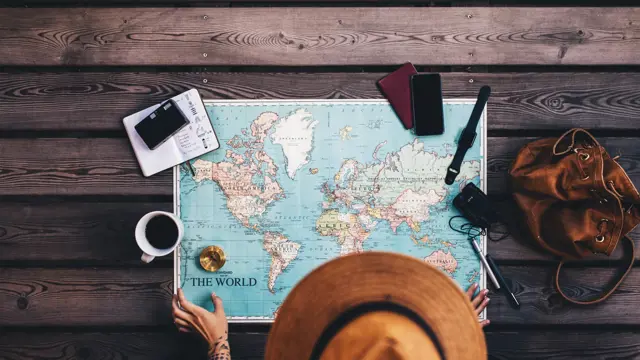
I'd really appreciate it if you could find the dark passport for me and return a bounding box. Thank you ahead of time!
[377,63,418,129]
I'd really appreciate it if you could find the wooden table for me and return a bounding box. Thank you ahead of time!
[2,4,640,359]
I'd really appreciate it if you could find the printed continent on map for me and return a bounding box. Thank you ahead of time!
[271,109,318,179]
[191,112,286,228]
[251,112,279,143]
[192,159,283,227]
[318,138,480,253]
[424,249,458,275]
[263,232,301,293]
[316,209,371,255]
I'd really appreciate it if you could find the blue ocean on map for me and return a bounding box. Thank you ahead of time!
[177,100,485,320]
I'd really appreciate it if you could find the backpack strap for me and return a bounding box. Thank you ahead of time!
[555,235,634,305]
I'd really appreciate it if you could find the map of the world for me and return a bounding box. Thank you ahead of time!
[174,100,486,321]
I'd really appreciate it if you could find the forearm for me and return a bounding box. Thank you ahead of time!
[208,335,231,360]
[208,349,230,360]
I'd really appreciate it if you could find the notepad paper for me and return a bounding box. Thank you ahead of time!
[124,89,220,177]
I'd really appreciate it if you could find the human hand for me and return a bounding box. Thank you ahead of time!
[172,288,230,357]
[466,283,490,328]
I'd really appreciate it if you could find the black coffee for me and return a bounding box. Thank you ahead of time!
[146,215,178,250]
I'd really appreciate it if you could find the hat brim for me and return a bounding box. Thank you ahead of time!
[265,252,487,360]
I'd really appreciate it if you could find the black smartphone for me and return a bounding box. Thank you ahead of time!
[411,74,444,136]
[135,100,189,150]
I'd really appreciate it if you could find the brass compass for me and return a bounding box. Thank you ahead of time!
[199,246,226,272]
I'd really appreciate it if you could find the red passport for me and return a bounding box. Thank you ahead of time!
[377,63,418,129]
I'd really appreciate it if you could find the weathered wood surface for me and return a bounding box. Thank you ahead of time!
[3,72,640,131]
[0,200,638,263]
[0,0,500,5]
[488,199,640,262]
[486,331,640,360]
[0,331,265,360]
[488,137,640,192]
[0,268,173,326]
[0,201,636,264]
[1,137,637,195]
[0,202,172,263]
[488,266,640,325]
[0,0,630,5]
[1,8,640,66]
[2,330,639,360]
[0,139,167,195]
[3,265,640,326]
[0,4,638,360]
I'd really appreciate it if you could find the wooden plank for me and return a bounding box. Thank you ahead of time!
[3,331,640,360]
[3,72,640,131]
[0,72,384,131]
[0,268,173,326]
[0,200,636,264]
[2,137,638,196]
[488,266,640,325]
[4,265,640,326]
[0,202,172,262]
[488,200,640,262]
[488,137,640,193]
[0,0,434,3]
[1,8,639,66]
[0,331,265,360]
[0,0,631,5]
[0,138,169,195]
[486,331,640,359]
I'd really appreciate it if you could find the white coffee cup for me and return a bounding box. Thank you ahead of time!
[135,211,184,263]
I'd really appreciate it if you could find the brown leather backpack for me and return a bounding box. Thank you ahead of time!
[509,128,640,304]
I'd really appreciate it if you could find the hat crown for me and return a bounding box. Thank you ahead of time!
[320,311,441,360]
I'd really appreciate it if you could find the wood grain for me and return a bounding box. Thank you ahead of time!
[3,265,640,326]
[0,138,169,195]
[0,200,636,263]
[2,137,638,195]
[0,72,385,131]
[487,331,640,360]
[1,8,640,66]
[488,137,640,193]
[0,268,173,326]
[0,202,172,262]
[2,72,640,131]
[0,331,265,360]
[488,266,640,325]
[487,199,640,262]
[0,0,629,5]
[2,330,640,360]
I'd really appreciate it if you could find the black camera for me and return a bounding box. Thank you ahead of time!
[452,183,498,229]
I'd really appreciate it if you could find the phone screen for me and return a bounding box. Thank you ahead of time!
[411,74,444,136]
[135,100,189,150]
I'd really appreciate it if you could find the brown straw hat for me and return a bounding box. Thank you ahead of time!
[265,252,487,360]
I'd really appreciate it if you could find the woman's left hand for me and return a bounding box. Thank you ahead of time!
[466,283,490,328]
[172,288,230,357]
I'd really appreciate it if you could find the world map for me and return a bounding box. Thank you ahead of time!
[175,100,486,321]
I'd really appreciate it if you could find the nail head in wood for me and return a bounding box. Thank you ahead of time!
[17,296,28,310]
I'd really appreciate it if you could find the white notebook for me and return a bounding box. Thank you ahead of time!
[124,89,220,177]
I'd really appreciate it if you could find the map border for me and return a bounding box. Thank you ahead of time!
[173,99,487,323]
